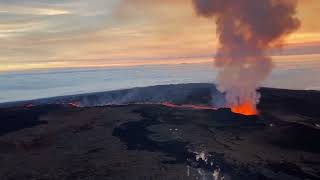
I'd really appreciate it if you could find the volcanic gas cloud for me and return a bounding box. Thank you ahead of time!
[193,0,300,115]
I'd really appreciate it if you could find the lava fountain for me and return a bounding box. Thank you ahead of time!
[193,0,300,115]
[230,101,257,116]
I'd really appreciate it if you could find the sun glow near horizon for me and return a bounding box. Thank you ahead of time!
[0,0,319,72]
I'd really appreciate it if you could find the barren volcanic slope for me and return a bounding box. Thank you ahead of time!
[0,84,319,180]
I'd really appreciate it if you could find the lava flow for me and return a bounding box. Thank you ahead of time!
[162,102,216,110]
[68,102,80,107]
[230,101,257,116]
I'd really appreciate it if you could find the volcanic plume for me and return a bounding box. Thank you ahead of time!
[193,0,300,115]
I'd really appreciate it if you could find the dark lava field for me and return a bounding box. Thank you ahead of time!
[0,84,319,180]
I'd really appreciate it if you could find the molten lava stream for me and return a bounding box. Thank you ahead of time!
[68,102,80,107]
[230,102,257,116]
[161,102,216,110]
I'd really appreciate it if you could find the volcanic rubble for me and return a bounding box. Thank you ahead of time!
[0,85,319,180]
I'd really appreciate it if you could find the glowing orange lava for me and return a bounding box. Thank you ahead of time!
[162,102,216,110]
[68,102,79,107]
[230,102,257,116]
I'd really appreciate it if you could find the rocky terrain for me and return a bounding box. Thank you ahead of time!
[0,84,319,180]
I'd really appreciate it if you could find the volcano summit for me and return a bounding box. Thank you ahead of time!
[0,84,319,180]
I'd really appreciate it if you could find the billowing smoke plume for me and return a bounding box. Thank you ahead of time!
[193,0,300,114]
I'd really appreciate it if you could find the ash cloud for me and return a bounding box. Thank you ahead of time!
[193,0,300,110]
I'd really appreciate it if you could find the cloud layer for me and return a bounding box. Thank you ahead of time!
[0,0,319,72]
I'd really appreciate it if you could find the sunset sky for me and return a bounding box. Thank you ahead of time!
[0,0,319,72]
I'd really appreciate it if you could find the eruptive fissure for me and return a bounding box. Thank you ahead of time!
[193,0,300,115]
[62,101,216,111]
[161,102,216,110]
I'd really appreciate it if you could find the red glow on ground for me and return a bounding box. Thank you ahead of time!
[230,102,257,116]
[68,102,79,107]
[161,102,216,110]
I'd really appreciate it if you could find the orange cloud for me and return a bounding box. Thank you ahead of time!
[0,0,319,72]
